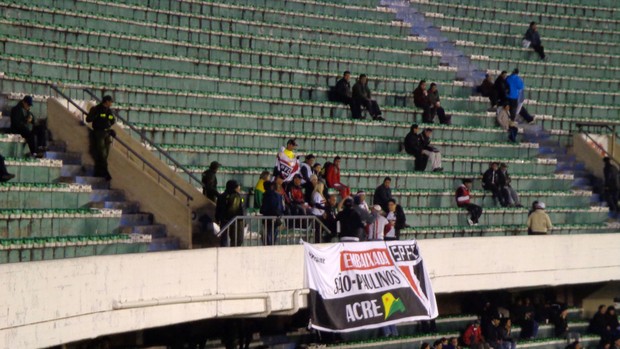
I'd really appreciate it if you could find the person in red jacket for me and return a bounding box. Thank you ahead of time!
[462,321,490,349]
[456,179,483,226]
[325,156,351,198]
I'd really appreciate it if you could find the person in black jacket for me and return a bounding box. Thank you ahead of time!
[86,95,116,180]
[554,307,570,339]
[337,198,365,242]
[373,177,393,212]
[428,83,451,125]
[9,95,46,158]
[478,74,499,108]
[352,74,384,121]
[386,199,407,240]
[603,157,619,219]
[334,71,353,105]
[202,161,221,202]
[404,124,427,172]
[216,180,245,247]
[482,162,509,207]
[494,71,509,106]
[419,128,443,172]
[589,305,609,338]
[524,22,546,60]
[260,181,285,245]
[0,154,15,182]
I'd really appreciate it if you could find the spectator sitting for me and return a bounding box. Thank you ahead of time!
[311,182,327,218]
[352,74,384,121]
[482,315,503,349]
[325,156,351,198]
[456,179,483,226]
[337,198,365,242]
[413,80,434,123]
[462,321,490,349]
[300,154,316,185]
[322,194,340,242]
[482,162,510,207]
[287,174,310,215]
[201,161,221,202]
[554,307,571,339]
[428,83,451,125]
[444,337,460,349]
[386,199,407,241]
[0,154,15,182]
[500,319,517,349]
[524,22,546,60]
[603,157,619,219]
[373,176,393,212]
[477,73,499,109]
[367,205,389,241]
[500,163,522,207]
[494,71,509,107]
[527,201,552,235]
[419,128,443,172]
[260,181,285,245]
[433,339,444,349]
[506,69,529,122]
[404,124,425,171]
[421,343,431,349]
[253,170,271,208]
[215,180,245,247]
[9,95,46,158]
[304,174,319,204]
[497,103,519,143]
[332,70,353,106]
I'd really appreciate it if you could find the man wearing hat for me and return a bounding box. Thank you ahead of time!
[367,205,389,241]
[527,201,552,235]
[86,95,116,180]
[202,161,221,202]
[9,95,45,158]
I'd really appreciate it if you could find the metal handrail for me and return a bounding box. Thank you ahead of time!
[49,84,195,205]
[575,123,620,168]
[82,88,204,190]
[217,215,334,246]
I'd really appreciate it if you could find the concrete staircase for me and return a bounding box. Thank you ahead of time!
[46,141,180,251]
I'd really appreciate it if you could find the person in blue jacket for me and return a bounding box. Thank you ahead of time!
[506,69,524,121]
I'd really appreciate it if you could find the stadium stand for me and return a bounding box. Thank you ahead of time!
[1,0,620,348]
[0,0,618,248]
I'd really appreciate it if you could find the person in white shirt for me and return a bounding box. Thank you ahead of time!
[367,205,389,241]
[356,191,370,213]
[311,182,327,217]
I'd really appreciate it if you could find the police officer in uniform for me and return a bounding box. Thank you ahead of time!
[86,95,116,180]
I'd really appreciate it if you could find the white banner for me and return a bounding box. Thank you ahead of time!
[304,240,438,333]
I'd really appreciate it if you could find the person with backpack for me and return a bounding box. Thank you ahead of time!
[216,180,245,247]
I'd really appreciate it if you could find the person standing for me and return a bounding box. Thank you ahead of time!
[336,198,365,242]
[10,95,46,158]
[352,74,384,121]
[253,170,271,208]
[367,205,389,241]
[0,154,15,182]
[494,71,509,107]
[260,181,284,246]
[527,202,552,235]
[86,95,116,180]
[456,179,483,226]
[275,139,300,182]
[524,22,546,60]
[373,177,393,212]
[603,157,619,219]
[386,199,407,240]
[216,180,245,247]
[427,83,451,125]
[202,161,221,202]
[506,69,524,121]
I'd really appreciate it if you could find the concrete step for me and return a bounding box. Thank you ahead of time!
[90,201,140,214]
[148,236,179,251]
[120,213,153,227]
[60,164,84,177]
[90,189,126,202]
[44,150,82,165]
[118,224,167,238]
[75,176,110,189]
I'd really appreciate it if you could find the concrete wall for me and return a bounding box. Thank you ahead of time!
[2,234,620,348]
[47,98,214,248]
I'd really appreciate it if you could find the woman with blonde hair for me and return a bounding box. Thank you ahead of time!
[311,182,327,217]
